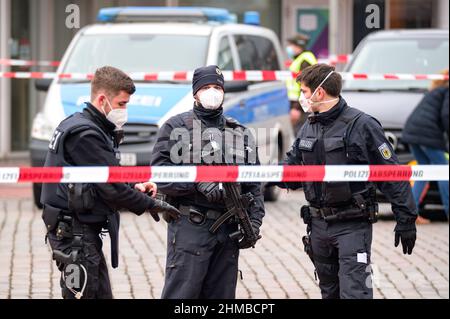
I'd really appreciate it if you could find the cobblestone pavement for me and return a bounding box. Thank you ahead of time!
[0,187,448,299]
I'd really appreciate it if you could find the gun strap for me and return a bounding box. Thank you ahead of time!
[70,217,84,256]
[209,210,234,234]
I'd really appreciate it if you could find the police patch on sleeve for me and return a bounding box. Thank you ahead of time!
[48,129,63,153]
[378,143,392,160]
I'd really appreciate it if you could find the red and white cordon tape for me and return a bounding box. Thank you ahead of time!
[318,54,352,65]
[0,58,60,67]
[0,71,448,82]
[4,55,350,69]
[0,165,448,184]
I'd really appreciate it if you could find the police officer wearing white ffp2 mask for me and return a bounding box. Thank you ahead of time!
[41,66,180,299]
[151,65,265,299]
[271,64,417,299]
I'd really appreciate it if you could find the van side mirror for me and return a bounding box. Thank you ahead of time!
[35,79,53,92]
[225,81,249,93]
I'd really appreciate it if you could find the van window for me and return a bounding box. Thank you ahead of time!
[63,34,209,74]
[234,35,279,71]
[217,36,235,71]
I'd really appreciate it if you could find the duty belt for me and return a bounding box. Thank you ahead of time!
[179,205,224,221]
[309,204,378,223]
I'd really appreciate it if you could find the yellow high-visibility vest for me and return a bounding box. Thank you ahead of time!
[286,51,318,101]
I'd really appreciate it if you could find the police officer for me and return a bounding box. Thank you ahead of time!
[285,34,318,133]
[275,64,417,299]
[41,66,180,299]
[151,65,265,299]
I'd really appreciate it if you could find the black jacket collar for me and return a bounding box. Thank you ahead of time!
[193,103,224,129]
[308,97,347,126]
[83,102,116,136]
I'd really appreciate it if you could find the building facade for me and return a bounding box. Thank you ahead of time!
[0,0,448,158]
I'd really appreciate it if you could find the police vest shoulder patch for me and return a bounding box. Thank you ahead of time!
[48,129,63,153]
[378,142,392,160]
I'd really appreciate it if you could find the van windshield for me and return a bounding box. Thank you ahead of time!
[63,34,209,75]
[343,37,449,91]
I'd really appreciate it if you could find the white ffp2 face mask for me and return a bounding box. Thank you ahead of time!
[103,98,128,129]
[298,70,339,113]
[299,92,339,113]
[299,92,312,113]
[199,88,224,110]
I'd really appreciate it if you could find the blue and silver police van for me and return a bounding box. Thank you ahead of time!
[31,7,294,207]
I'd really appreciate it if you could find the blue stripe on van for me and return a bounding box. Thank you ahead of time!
[224,88,290,124]
[60,83,192,125]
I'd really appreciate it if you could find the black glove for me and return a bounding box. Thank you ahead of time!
[196,182,225,203]
[394,223,417,255]
[148,199,180,222]
[238,220,262,250]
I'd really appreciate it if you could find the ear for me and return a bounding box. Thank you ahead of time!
[193,93,200,103]
[95,93,105,105]
[317,87,326,99]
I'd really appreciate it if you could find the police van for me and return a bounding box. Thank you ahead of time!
[30,7,294,207]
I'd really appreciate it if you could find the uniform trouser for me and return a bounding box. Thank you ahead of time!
[47,226,113,299]
[310,217,373,299]
[161,215,240,299]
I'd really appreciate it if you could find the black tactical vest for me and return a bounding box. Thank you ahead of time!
[298,106,370,207]
[176,110,255,165]
[170,110,255,209]
[41,112,117,224]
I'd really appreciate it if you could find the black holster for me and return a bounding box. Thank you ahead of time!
[300,205,312,226]
[42,205,74,241]
[52,217,85,271]
[300,206,314,264]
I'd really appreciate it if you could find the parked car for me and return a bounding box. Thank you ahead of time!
[342,29,449,214]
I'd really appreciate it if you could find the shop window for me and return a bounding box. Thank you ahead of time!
[390,0,433,29]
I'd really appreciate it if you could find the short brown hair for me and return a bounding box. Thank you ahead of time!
[297,64,342,97]
[91,66,136,100]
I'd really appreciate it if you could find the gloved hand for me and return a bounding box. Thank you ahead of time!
[148,199,180,223]
[238,220,262,250]
[394,223,417,255]
[196,182,225,203]
[162,211,177,224]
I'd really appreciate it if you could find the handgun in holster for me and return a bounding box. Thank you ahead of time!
[302,234,315,264]
[56,215,74,240]
[300,205,312,225]
[352,192,379,224]
[300,206,314,264]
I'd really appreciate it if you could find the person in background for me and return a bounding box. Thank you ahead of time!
[285,34,318,133]
[402,69,449,223]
